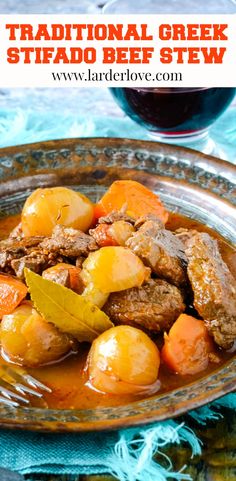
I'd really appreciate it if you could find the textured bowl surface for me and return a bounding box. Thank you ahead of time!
[0,137,235,432]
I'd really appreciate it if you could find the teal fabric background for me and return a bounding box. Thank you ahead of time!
[0,91,235,162]
[0,394,234,480]
[0,394,235,479]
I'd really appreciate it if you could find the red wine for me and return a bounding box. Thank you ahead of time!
[111,88,235,136]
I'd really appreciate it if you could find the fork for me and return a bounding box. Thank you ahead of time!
[0,364,51,407]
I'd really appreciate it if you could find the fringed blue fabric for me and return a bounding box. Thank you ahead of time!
[0,394,232,479]
[108,422,199,481]
[188,392,236,424]
[106,394,235,481]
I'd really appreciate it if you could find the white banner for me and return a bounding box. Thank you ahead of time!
[0,14,235,87]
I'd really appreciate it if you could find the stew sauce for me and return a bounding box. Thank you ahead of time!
[0,213,235,410]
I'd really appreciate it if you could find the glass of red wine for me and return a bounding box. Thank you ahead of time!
[103,0,236,158]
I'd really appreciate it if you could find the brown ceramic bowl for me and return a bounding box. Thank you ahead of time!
[0,137,235,432]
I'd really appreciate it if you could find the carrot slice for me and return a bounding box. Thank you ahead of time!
[67,266,84,294]
[161,314,213,375]
[94,180,168,224]
[91,224,118,247]
[0,274,27,318]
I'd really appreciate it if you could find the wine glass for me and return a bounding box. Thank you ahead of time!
[103,0,236,158]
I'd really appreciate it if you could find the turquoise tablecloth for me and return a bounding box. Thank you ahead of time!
[0,89,235,162]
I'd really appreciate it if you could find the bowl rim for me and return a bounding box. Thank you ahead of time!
[0,136,236,172]
[0,356,234,433]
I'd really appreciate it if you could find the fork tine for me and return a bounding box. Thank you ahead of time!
[21,374,52,393]
[0,395,19,408]
[13,382,43,398]
[0,365,51,406]
[0,383,29,404]
[6,366,52,393]
[2,365,52,394]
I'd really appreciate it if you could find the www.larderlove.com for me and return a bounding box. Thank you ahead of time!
[51,68,183,83]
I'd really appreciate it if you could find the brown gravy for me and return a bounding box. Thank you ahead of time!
[0,213,235,410]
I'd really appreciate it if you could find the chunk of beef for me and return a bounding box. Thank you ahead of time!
[185,232,236,349]
[126,218,187,287]
[42,267,70,288]
[0,236,44,271]
[40,225,98,257]
[11,251,65,280]
[9,222,23,240]
[42,264,84,293]
[0,236,44,252]
[98,210,135,225]
[174,227,199,246]
[11,254,49,279]
[104,278,185,332]
[75,256,86,268]
[90,220,135,247]
[0,225,97,279]
[134,214,164,230]
[0,252,12,272]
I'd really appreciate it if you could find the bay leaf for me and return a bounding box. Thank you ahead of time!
[24,268,113,342]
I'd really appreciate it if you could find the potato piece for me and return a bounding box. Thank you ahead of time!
[1,302,74,367]
[22,187,94,236]
[109,221,135,246]
[82,285,109,309]
[81,246,150,293]
[88,325,160,394]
